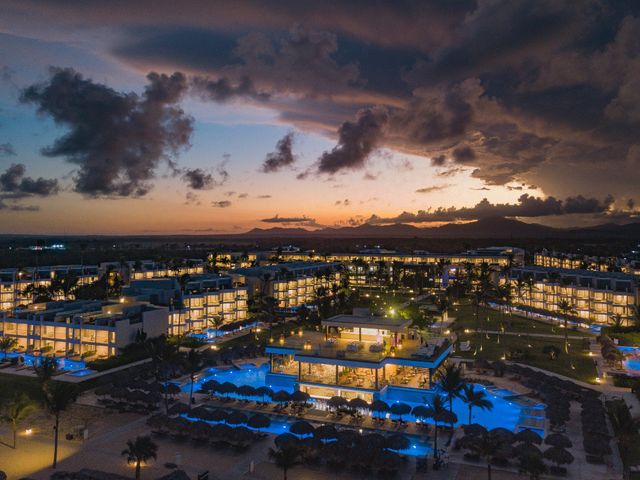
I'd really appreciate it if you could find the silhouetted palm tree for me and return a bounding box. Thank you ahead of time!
[460,384,493,424]
[557,299,577,353]
[2,392,36,448]
[436,364,464,430]
[122,436,158,480]
[268,445,300,480]
[185,348,202,412]
[43,381,77,468]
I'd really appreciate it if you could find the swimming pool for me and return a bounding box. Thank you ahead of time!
[0,352,87,371]
[616,346,640,375]
[187,363,296,395]
[67,368,97,377]
[189,322,260,342]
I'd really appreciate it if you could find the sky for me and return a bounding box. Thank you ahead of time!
[0,0,639,234]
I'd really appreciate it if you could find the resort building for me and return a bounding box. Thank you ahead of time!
[232,262,342,312]
[0,300,167,358]
[126,259,205,281]
[265,308,452,402]
[0,265,100,312]
[534,249,640,276]
[122,275,249,336]
[508,266,639,325]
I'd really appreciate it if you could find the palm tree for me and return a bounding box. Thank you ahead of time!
[43,381,77,468]
[208,315,224,337]
[145,336,179,414]
[184,348,202,412]
[2,392,36,448]
[436,364,464,430]
[460,384,493,424]
[0,336,17,357]
[122,436,158,480]
[466,430,505,480]
[557,299,577,353]
[268,445,300,480]
[425,395,449,459]
[34,356,58,387]
[610,314,624,329]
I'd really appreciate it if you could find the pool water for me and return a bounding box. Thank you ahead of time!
[190,322,260,342]
[67,368,97,377]
[187,363,295,395]
[616,346,640,375]
[0,352,87,371]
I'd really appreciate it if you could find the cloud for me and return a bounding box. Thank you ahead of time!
[257,194,272,199]
[238,193,249,198]
[415,184,452,194]
[335,198,350,206]
[20,68,192,197]
[317,108,388,174]
[367,194,617,224]
[180,160,229,190]
[0,143,16,156]
[211,200,232,208]
[261,132,296,173]
[260,214,321,227]
[0,163,59,197]
[191,75,270,102]
[184,191,200,205]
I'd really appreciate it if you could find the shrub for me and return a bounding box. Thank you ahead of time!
[543,345,561,360]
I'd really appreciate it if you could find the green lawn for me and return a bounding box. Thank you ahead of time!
[0,372,43,402]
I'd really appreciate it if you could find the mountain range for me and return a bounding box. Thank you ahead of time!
[238,217,640,239]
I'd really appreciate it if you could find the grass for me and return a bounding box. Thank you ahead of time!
[0,372,44,403]
[452,300,597,383]
[611,332,640,346]
[607,399,640,477]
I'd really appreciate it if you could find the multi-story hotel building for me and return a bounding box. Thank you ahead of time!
[534,250,640,276]
[266,309,452,402]
[123,275,249,336]
[0,300,167,358]
[0,265,100,312]
[233,262,342,311]
[508,266,639,325]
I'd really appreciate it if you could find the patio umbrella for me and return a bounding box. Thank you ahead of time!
[361,433,386,450]
[237,385,256,399]
[385,433,410,451]
[218,382,237,397]
[490,427,515,444]
[230,426,255,445]
[375,450,402,472]
[327,396,348,410]
[189,421,212,440]
[226,411,248,426]
[166,383,182,395]
[247,414,271,430]
[336,429,359,445]
[168,402,189,415]
[201,379,220,393]
[255,386,274,401]
[544,433,572,448]
[290,420,315,436]
[515,428,542,444]
[371,400,390,417]
[463,423,487,437]
[544,446,574,466]
[348,398,370,411]
[208,409,228,422]
[272,390,291,403]
[514,442,541,458]
[583,435,612,455]
[190,405,210,419]
[210,423,232,439]
[412,405,431,421]
[291,390,311,404]
[275,432,300,449]
[314,424,338,441]
[390,402,411,420]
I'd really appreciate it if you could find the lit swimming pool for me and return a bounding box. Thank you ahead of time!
[67,368,97,377]
[187,363,296,395]
[189,322,260,342]
[0,352,87,371]
[616,346,640,375]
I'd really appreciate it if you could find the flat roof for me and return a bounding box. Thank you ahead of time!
[322,314,411,331]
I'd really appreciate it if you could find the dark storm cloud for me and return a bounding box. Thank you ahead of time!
[367,194,616,224]
[191,76,270,103]
[0,163,59,197]
[261,132,296,173]
[0,143,16,156]
[182,168,214,190]
[317,108,388,174]
[20,68,192,197]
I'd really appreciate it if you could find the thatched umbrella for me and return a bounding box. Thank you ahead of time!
[218,382,237,397]
[490,427,515,444]
[375,450,402,472]
[207,409,228,422]
[168,402,189,415]
[210,423,233,440]
[275,432,300,449]
[291,390,311,404]
[412,405,430,422]
[327,396,348,411]
[166,383,182,396]
[385,433,410,451]
[247,413,271,430]
[189,421,212,440]
[514,442,541,458]
[463,423,488,437]
[230,426,255,445]
[255,386,274,402]
[314,424,338,441]
[190,405,210,419]
[200,379,220,393]
[290,420,315,436]
[543,446,574,466]
[583,435,612,455]
[336,429,359,445]
[515,428,542,445]
[348,398,370,412]
[545,433,572,448]
[361,433,386,450]
[226,411,248,426]
[272,390,291,403]
[236,385,256,399]
[390,402,411,421]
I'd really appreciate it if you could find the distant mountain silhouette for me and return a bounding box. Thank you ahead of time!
[237,216,640,239]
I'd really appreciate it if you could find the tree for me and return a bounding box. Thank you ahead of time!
[184,348,202,412]
[610,314,624,329]
[436,364,464,430]
[268,445,300,480]
[2,392,36,448]
[460,384,493,425]
[145,336,179,414]
[34,356,58,386]
[122,436,158,480]
[425,395,450,459]
[465,430,507,480]
[208,315,224,337]
[43,381,77,468]
[0,336,17,357]
[557,299,577,353]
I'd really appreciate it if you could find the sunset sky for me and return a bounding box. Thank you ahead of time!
[0,1,638,234]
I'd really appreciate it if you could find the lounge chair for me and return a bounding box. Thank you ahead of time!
[459,341,471,352]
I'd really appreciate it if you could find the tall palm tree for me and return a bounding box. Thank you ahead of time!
[557,299,577,353]
[268,445,300,480]
[425,395,449,459]
[34,356,58,386]
[43,381,77,468]
[460,384,493,424]
[2,392,36,448]
[184,348,202,412]
[524,274,536,319]
[122,436,158,480]
[144,336,179,414]
[436,364,464,430]
[468,431,506,480]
